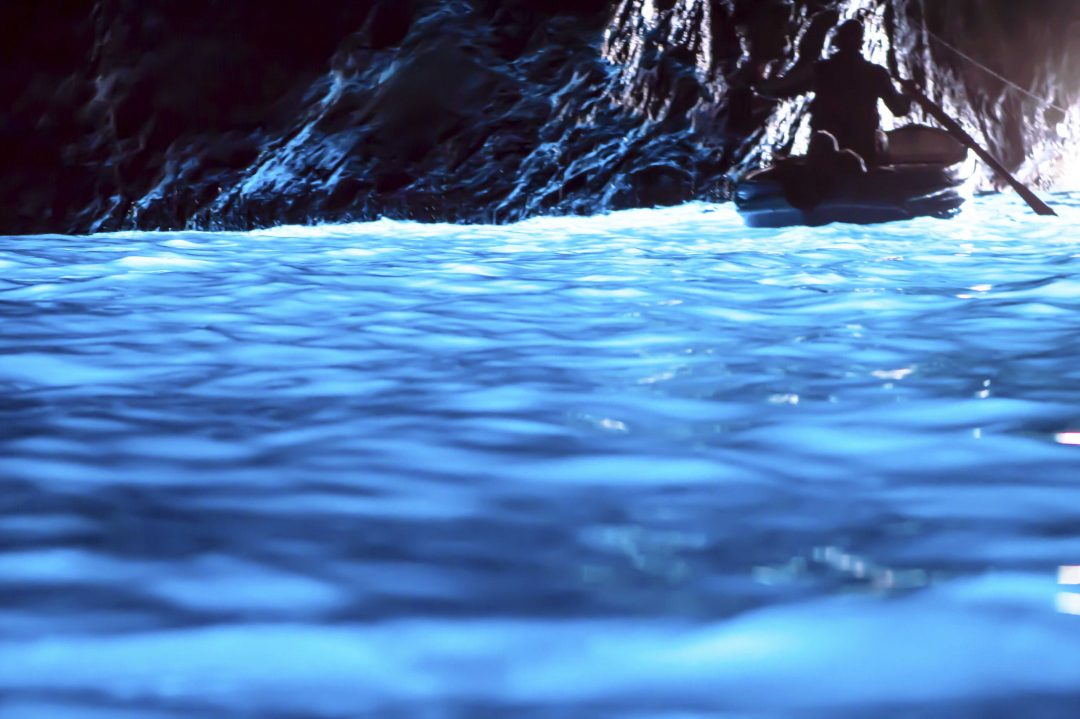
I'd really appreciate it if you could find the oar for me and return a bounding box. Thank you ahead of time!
[882,3,1056,217]
[899,79,1057,217]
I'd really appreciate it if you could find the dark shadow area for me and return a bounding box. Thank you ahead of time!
[1,1,1079,232]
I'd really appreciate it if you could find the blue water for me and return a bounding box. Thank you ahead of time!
[2,195,1080,718]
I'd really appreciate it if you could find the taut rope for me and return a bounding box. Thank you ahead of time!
[923,28,1070,115]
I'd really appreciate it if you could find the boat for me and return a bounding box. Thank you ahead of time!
[734,125,972,228]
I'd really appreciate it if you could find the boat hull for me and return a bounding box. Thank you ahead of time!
[735,162,969,229]
[734,125,971,228]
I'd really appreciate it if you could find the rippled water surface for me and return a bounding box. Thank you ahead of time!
[3,196,1080,718]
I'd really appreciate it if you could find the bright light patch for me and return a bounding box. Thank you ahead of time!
[117,254,209,269]
[327,247,388,258]
[1055,432,1080,446]
[440,263,505,278]
[1056,592,1080,616]
[872,368,914,381]
[1059,566,1080,585]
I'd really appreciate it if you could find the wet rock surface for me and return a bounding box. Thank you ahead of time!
[2,0,1078,234]
[895,0,1080,189]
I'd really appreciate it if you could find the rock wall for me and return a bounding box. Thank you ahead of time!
[894,0,1080,189]
[1,0,1077,234]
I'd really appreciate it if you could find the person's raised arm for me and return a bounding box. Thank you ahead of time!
[752,8,837,101]
[753,63,813,100]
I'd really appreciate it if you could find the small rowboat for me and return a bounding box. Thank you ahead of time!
[734,125,972,228]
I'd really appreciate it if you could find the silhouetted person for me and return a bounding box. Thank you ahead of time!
[758,18,912,166]
[811,20,911,163]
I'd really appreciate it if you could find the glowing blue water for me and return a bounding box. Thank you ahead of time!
[2,195,1080,718]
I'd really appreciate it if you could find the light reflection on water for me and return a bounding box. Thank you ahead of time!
[2,195,1080,717]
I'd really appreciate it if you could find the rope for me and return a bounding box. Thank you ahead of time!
[924,28,1071,115]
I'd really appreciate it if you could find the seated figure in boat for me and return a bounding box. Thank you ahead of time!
[756,18,912,167]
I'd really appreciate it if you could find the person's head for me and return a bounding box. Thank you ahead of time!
[833,19,865,55]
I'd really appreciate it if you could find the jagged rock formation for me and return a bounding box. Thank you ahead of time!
[894,0,1080,189]
[1,0,1078,234]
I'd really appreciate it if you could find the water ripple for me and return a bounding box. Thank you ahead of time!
[2,195,1080,717]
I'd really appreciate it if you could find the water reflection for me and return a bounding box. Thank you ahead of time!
[1058,566,1080,617]
[2,195,1080,716]
[1060,566,1080,586]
